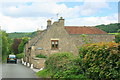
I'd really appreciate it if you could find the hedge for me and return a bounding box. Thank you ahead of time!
[37,42,120,79]
[78,42,120,79]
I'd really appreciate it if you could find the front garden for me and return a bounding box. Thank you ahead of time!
[36,42,120,79]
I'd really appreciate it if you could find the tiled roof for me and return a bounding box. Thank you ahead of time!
[64,26,107,34]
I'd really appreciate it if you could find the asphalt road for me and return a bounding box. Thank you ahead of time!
[2,60,37,78]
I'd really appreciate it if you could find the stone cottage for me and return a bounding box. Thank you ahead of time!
[23,17,115,68]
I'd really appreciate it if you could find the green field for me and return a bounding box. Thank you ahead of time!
[108,33,119,35]
[8,32,37,39]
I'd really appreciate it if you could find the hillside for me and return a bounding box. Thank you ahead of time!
[8,31,37,39]
[8,23,119,39]
[96,23,119,33]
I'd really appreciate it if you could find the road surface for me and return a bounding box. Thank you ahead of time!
[2,60,37,78]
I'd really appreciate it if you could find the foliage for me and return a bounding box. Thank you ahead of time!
[36,54,47,58]
[96,23,119,33]
[78,42,120,79]
[36,69,52,78]
[80,34,90,44]
[16,53,24,59]
[18,37,29,53]
[45,52,73,73]
[8,31,37,39]
[1,30,9,56]
[11,38,21,54]
[37,42,120,79]
[115,33,120,43]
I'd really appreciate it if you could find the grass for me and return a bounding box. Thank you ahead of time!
[108,33,119,35]
[36,69,52,78]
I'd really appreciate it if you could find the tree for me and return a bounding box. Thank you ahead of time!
[18,37,29,53]
[115,33,120,43]
[96,23,119,33]
[1,30,9,56]
[11,38,21,54]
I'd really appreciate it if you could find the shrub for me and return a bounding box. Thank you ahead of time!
[45,52,73,73]
[16,53,24,59]
[37,42,120,79]
[36,54,47,58]
[79,42,120,79]
[36,52,76,78]
[115,33,120,43]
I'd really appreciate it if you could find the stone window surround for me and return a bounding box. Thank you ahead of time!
[51,39,59,50]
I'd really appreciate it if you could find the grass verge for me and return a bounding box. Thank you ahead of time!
[36,69,52,78]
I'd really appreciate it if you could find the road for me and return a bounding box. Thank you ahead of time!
[2,60,37,78]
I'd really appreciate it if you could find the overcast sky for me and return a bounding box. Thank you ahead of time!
[0,0,119,33]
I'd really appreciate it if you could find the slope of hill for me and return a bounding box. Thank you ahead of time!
[8,32,37,39]
[96,23,119,33]
[8,23,119,39]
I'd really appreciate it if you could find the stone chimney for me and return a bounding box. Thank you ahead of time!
[59,17,64,27]
[47,19,51,29]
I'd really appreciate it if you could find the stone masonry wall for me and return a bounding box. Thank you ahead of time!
[71,34,115,47]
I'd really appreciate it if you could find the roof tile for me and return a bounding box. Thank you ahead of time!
[64,26,107,34]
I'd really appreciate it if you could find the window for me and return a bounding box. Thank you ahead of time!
[51,40,59,49]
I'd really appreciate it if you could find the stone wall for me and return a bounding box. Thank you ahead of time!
[31,57,45,69]
[32,18,78,56]
[71,34,115,47]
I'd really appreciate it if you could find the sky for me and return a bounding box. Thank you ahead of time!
[0,0,119,33]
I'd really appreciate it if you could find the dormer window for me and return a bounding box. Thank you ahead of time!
[51,40,59,49]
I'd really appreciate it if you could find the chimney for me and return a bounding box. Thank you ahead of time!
[47,19,51,29]
[59,17,64,27]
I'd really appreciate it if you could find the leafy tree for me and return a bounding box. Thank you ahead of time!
[11,38,21,54]
[1,30,9,55]
[96,23,119,33]
[18,37,28,53]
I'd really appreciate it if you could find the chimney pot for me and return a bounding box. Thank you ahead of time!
[47,19,51,29]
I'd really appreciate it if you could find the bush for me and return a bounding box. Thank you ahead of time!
[37,42,120,79]
[45,52,73,73]
[36,54,47,58]
[115,33,120,43]
[79,42,120,79]
[37,52,75,78]
[16,53,24,59]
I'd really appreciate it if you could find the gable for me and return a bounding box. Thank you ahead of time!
[64,26,107,34]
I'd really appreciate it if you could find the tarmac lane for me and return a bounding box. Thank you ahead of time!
[2,60,37,79]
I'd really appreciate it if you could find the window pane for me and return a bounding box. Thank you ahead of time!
[52,44,54,48]
[55,41,58,44]
[52,41,54,44]
[56,44,58,48]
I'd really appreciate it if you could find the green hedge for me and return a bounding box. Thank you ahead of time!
[45,52,73,73]
[78,42,120,79]
[37,42,120,79]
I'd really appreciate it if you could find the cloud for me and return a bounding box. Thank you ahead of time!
[1,1,110,18]
[1,2,78,18]
[79,0,110,16]
[66,13,118,26]
[0,12,117,33]
[0,13,48,33]
[0,1,118,33]
[1,0,119,2]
